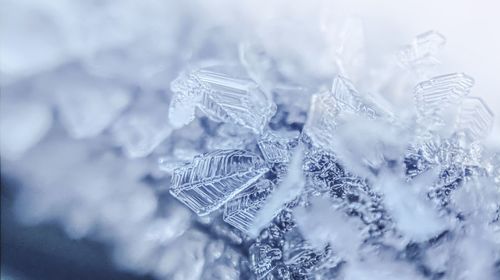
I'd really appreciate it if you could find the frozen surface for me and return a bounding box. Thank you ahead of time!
[1,1,500,280]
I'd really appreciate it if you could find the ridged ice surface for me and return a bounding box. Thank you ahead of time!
[399,30,446,69]
[169,68,276,133]
[456,96,494,141]
[415,73,474,115]
[249,243,283,279]
[258,131,298,163]
[170,149,269,215]
[223,179,275,233]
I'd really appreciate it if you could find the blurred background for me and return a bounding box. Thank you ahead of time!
[1,0,499,279]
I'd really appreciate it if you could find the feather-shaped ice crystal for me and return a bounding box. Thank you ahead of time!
[414,73,474,116]
[169,68,276,133]
[456,96,494,141]
[170,149,269,216]
[223,179,275,233]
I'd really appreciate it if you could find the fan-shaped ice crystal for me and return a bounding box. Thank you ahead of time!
[223,179,275,233]
[169,68,276,133]
[170,149,269,216]
[456,96,494,141]
[414,73,474,117]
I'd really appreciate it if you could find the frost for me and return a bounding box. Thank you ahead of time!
[223,179,275,233]
[250,145,305,237]
[257,131,298,164]
[2,2,500,279]
[170,149,269,216]
[169,67,276,133]
[249,243,282,279]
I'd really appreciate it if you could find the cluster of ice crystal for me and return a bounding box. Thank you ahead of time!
[1,1,499,279]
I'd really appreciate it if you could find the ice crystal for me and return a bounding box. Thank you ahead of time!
[398,31,446,71]
[223,179,275,233]
[2,4,499,279]
[170,149,269,215]
[169,67,276,133]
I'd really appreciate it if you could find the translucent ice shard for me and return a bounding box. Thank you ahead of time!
[455,96,494,141]
[258,131,298,163]
[170,149,269,216]
[223,179,275,233]
[169,67,276,133]
[249,243,282,279]
[169,70,205,128]
[330,76,380,118]
[303,90,338,149]
[304,76,390,150]
[399,31,446,69]
[414,73,478,139]
[414,73,474,118]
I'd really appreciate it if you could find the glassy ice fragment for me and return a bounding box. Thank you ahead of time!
[169,70,205,128]
[223,179,275,233]
[304,76,386,149]
[170,149,269,216]
[414,73,474,117]
[258,131,298,163]
[330,76,378,118]
[169,68,276,133]
[249,243,282,279]
[303,91,338,149]
[399,31,446,69]
[456,97,494,141]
